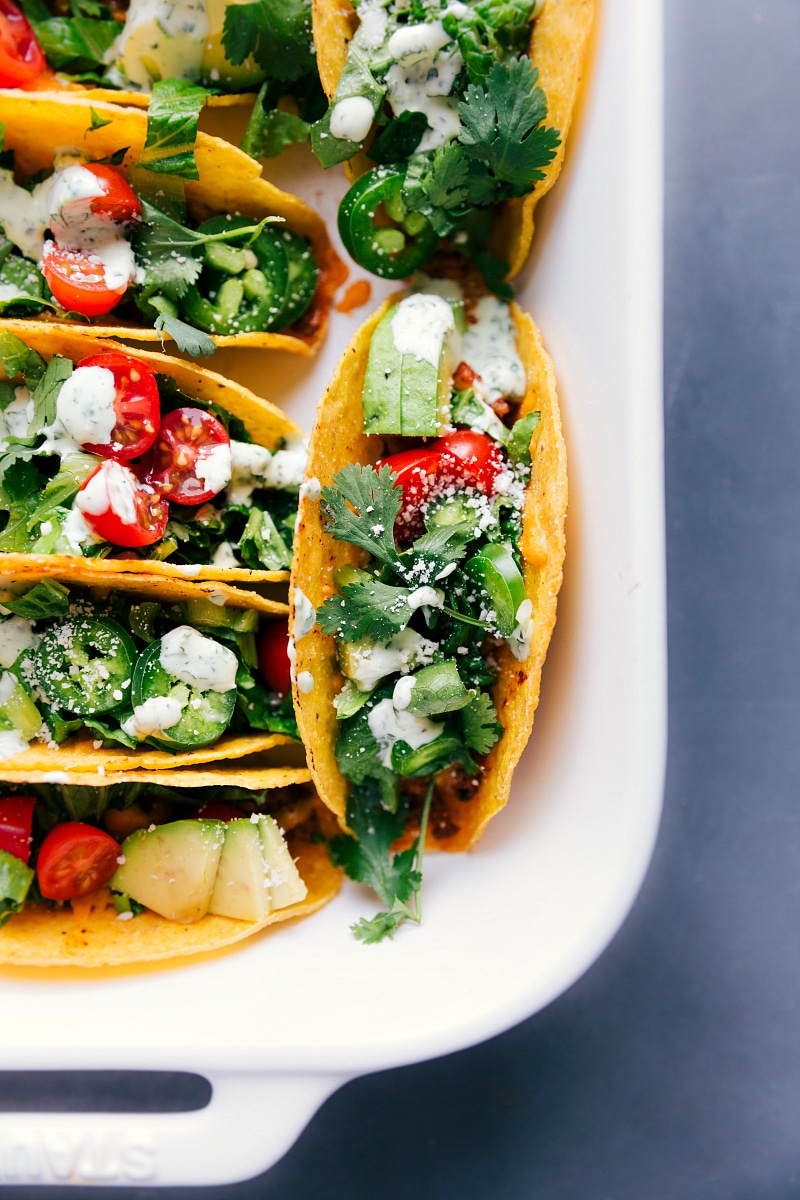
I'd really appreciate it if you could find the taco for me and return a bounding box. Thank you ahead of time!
[0,572,299,770]
[0,767,342,967]
[0,321,312,587]
[311,0,593,281]
[0,92,345,354]
[290,280,566,939]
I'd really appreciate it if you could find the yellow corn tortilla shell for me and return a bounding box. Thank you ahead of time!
[0,763,311,787]
[0,841,339,967]
[0,321,301,589]
[312,0,594,274]
[290,297,567,852]
[0,94,346,352]
[2,731,295,774]
[14,77,248,108]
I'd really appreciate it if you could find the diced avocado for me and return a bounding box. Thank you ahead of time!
[362,298,457,437]
[0,848,33,928]
[338,629,433,693]
[255,816,307,911]
[110,820,225,923]
[0,671,41,741]
[180,597,258,634]
[208,819,273,922]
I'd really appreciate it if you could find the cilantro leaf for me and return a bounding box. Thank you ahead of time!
[238,507,292,571]
[0,331,45,385]
[329,781,419,911]
[242,94,310,159]
[461,690,503,755]
[507,410,541,465]
[458,56,561,196]
[320,464,400,566]
[26,13,117,73]
[370,112,429,165]
[404,523,470,583]
[222,0,313,84]
[140,80,209,180]
[89,107,113,131]
[317,579,414,644]
[153,314,215,358]
[3,580,70,621]
[403,146,468,236]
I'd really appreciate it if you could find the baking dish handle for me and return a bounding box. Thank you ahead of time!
[0,1069,351,1187]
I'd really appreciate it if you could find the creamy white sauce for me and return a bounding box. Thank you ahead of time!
[392,674,416,710]
[0,670,17,704]
[108,0,210,88]
[367,697,442,768]
[407,585,444,610]
[0,729,29,757]
[76,460,138,525]
[0,169,48,261]
[357,3,389,50]
[296,670,314,694]
[194,441,232,495]
[391,292,458,368]
[48,166,105,239]
[506,597,533,661]
[122,693,186,740]
[461,296,526,404]
[345,627,437,693]
[385,21,463,152]
[60,506,104,552]
[211,541,240,567]
[0,387,33,441]
[55,366,117,449]
[331,95,375,142]
[159,625,238,692]
[299,476,321,501]
[39,164,141,294]
[0,617,38,669]
[293,588,316,641]
[226,436,307,506]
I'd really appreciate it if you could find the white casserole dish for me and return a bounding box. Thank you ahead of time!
[0,0,665,1186]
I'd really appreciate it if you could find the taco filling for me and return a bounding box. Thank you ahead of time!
[0,331,305,571]
[311,0,560,279]
[293,283,565,941]
[0,144,320,351]
[0,775,341,965]
[0,578,297,760]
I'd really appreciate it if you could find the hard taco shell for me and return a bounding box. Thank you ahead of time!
[311,0,594,276]
[290,297,567,852]
[0,320,302,590]
[0,93,346,352]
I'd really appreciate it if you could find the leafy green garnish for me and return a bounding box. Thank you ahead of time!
[329,776,435,943]
[461,691,503,755]
[153,313,216,358]
[458,56,560,195]
[370,112,429,165]
[0,331,45,385]
[24,10,118,74]
[29,354,72,436]
[0,848,33,929]
[3,580,70,621]
[140,79,209,181]
[320,464,401,566]
[222,0,314,83]
[238,508,292,571]
[507,410,541,466]
[89,107,113,132]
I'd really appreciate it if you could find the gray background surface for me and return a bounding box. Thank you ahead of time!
[5,0,799,1195]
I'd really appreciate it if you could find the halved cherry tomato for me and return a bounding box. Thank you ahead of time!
[41,242,128,317]
[0,795,34,864]
[141,407,232,506]
[258,619,291,696]
[190,802,243,822]
[36,822,120,901]
[72,352,160,461]
[379,431,504,538]
[76,459,169,548]
[79,164,141,225]
[0,0,44,87]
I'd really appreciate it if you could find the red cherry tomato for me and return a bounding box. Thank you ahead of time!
[79,164,142,225]
[258,619,291,696]
[379,431,504,538]
[36,822,120,901]
[141,407,232,506]
[42,242,128,317]
[71,352,160,461]
[190,802,244,822]
[76,459,169,548]
[0,0,44,87]
[0,795,34,864]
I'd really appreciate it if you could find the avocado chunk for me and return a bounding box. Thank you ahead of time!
[256,815,307,910]
[208,818,273,922]
[362,295,458,437]
[111,820,225,923]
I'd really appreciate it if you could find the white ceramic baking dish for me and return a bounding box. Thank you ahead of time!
[0,0,664,1186]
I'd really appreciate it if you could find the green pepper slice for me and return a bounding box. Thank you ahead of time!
[35,617,136,716]
[277,229,320,326]
[464,542,527,637]
[338,166,439,279]
[179,215,290,334]
[132,639,236,749]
